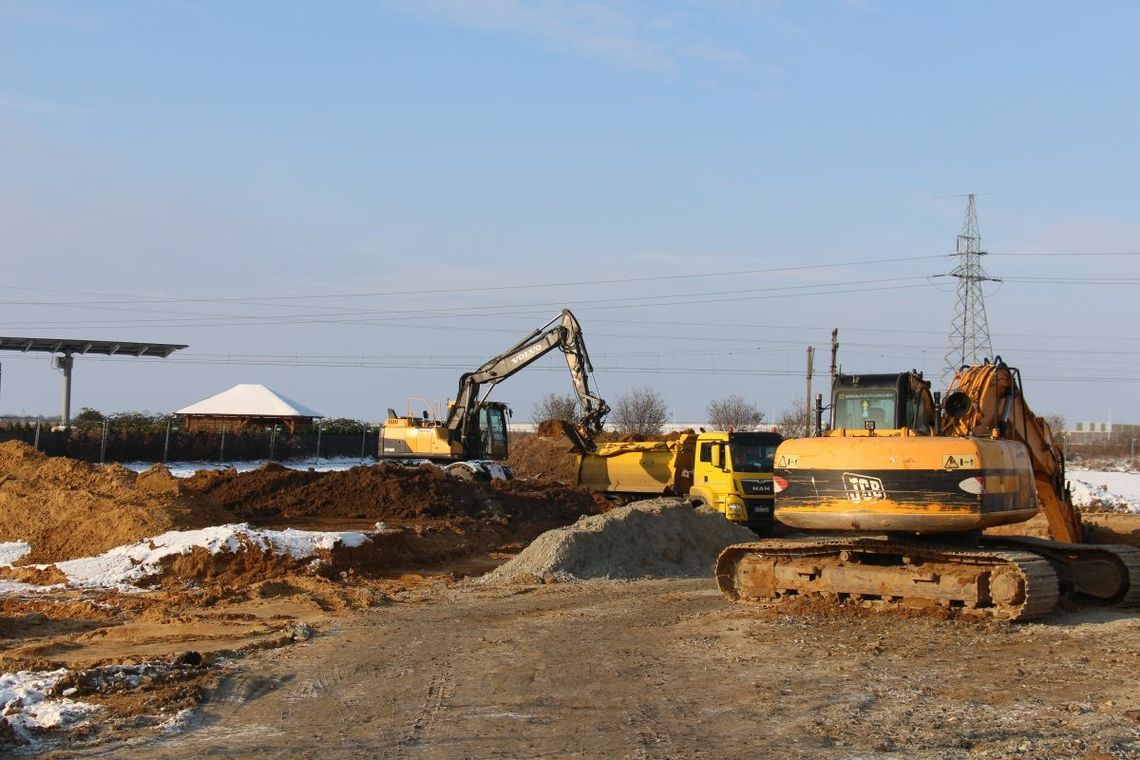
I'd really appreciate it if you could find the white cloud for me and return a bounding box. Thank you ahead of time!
[0,92,89,115]
[682,42,752,72]
[401,0,675,71]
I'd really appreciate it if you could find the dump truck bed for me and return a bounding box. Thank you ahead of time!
[574,438,695,496]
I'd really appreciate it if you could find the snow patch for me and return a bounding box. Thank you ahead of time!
[1069,469,1140,513]
[2,525,371,592]
[0,669,100,743]
[121,456,367,478]
[0,542,31,565]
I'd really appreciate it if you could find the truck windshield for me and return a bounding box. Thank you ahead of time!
[730,442,778,472]
[833,389,897,429]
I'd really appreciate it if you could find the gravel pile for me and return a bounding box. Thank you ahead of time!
[477,497,757,584]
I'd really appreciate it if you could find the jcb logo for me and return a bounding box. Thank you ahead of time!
[842,472,886,504]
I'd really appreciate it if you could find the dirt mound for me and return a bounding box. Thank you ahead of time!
[0,442,235,564]
[534,419,574,439]
[508,432,580,484]
[185,461,605,524]
[477,497,756,584]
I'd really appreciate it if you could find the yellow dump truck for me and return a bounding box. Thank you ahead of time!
[574,430,784,534]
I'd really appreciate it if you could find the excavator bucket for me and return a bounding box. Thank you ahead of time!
[536,419,592,453]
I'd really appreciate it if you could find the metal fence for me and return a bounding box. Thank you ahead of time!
[0,423,380,465]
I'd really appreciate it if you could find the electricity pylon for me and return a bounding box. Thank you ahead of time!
[941,194,999,384]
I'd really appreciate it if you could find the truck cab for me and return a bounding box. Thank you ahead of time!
[688,431,783,533]
[574,429,783,535]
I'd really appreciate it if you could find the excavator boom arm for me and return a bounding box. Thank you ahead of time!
[942,359,1082,542]
[445,309,609,452]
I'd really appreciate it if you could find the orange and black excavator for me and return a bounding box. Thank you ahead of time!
[716,358,1139,620]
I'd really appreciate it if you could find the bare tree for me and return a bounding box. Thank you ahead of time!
[706,395,765,431]
[775,399,813,438]
[1042,413,1068,448]
[532,393,578,423]
[611,387,670,437]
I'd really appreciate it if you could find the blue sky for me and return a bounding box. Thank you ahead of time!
[1,1,1138,426]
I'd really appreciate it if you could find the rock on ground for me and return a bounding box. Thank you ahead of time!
[477,497,756,584]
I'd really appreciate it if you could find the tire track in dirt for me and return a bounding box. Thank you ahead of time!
[391,659,456,757]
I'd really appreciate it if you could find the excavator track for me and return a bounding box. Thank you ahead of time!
[980,536,1140,608]
[716,537,1061,621]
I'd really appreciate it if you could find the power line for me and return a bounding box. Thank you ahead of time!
[1002,277,1140,285]
[0,254,948,306]
[992,251,1140,257]
[0,278,937,329]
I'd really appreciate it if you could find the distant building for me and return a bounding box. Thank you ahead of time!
[1068,421,1140,445]
[176,384,323,434]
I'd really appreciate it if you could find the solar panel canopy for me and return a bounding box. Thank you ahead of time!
[0,337,187,358]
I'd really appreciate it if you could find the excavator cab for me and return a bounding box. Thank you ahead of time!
[830,371,934,434]
[465,402,510,460]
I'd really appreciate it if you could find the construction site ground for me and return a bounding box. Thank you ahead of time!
[0,437,1138,758]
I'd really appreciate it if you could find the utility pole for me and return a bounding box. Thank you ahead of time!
[941,194,1000,384]
[829,328,839,384]
[806,346,815,434]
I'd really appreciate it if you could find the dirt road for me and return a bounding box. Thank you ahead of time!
[51,578,1140,760]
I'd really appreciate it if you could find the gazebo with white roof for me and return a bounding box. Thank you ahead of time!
[176,384,323,434]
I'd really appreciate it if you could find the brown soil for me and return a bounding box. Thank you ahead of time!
[183,458,605,524]
[2,438,1138,756]
[0,442,234,564]
[0,440,609,674]
[65,580,1140,760]
[508,429,582,483]
[987,512,1140,548]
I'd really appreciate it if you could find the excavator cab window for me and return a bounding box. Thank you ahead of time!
[833,390,897,430]
[474,406,509,460]
[906,396,932,433]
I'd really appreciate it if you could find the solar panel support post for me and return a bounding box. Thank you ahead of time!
[56,353,74,430]
[0,338,187,433]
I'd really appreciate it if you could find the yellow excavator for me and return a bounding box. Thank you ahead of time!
[379,309,609,479]
[716,358,1140,620]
